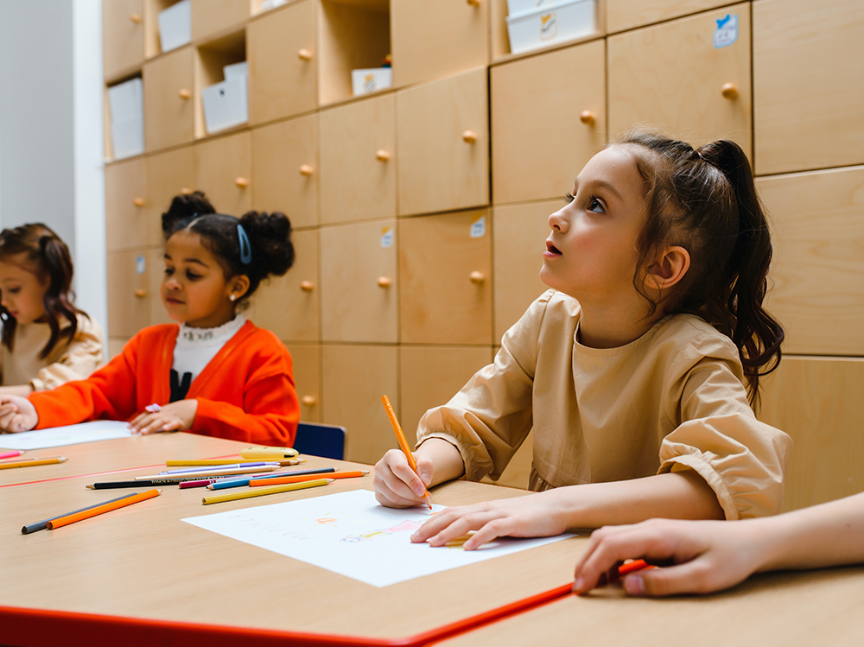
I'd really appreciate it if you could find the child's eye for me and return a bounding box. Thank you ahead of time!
[185,271,201,280]
[164,268,174,276]
[565,192,575,204]
[8,288,20,294]
[588,197,605,213]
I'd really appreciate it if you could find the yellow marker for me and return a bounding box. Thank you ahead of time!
[166,458,302,467]
[202,478,332,505]
[240,446,299,459]
[0,456,67,470]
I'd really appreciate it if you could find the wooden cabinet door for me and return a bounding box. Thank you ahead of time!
[399,210,493,345]
[760,357,864,512]
[253,229,320,342]
[195,131,252,216]
[147,247,174,327]
[397,68,489,217]
[391,0,489,88]
[493,200,564,342]
[491,40,605,205]
[285,343,321,423]
[607,4,751,155]
[147,146,197,246]
[606,0,733,33]
[319,93,396,225]
[143,46,196,152]
[106,249,150,338]
[247,0,317,124]
[320,220,398,343]
[753,0,864,175]
[103,0,145,80]
[191,0,250,42]
[252,114,318,229]
[322,344,398,465]
[399,346,493,448]
[758,167,864,356]
[105,157,149,252]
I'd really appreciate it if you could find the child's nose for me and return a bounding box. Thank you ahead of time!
[548,209,567,232]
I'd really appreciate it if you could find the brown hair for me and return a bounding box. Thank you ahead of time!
[0,223,88,358]
[617,131,784,409]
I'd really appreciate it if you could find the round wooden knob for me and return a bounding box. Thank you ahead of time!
[299,164,314,176]
[469,271,485,284]
[178,88,192,100]
[376,150,390,162]
[234,177,249,188]
[579,110,595,125]
[132,197,145,207]
[301,395,317,406]
[130,13,142,23]
[721,83,738,99]
[180,187,193,195]
[466,0,480,5]
[462,130,478,144]
[134,289,147,298]
[297,49,312,61]
[377,276,392,288]
[300,281,314,292]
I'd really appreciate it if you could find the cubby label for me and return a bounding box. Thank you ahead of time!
[136,256,146,274]
[380,227,394,249]
[713,14,738,49]
[470,215,486,239]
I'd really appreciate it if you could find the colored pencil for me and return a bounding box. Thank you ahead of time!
[240,446,299,459]
[0,457,37,464]
[165,458,303,467]
[202,478,332,505]
[178,471,279,489]
[206,467,337,490]
[47,489,161,529]
[135,465,280,481]
[0,456,67,470]
[87,478,205,489]
[158,462,279,475]
[250,470,368,487]
[0,450,25,460]
[22,493,138,534]
[381,394,432,509]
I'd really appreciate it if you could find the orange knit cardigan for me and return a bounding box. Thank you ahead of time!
[29,321,299,446]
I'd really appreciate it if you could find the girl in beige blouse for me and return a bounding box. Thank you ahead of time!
[0,224,103,396]
[375,133,792,550]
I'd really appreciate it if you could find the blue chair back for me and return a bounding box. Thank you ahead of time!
[293,421,346,460]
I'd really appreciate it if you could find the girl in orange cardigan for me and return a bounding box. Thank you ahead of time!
[0,194,300,445]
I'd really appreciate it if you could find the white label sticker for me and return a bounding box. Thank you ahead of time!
[714,14,738,49]
[470,215,486,239]
[539,12,558,41]
[136,255,146,274]
[380,227,394,249]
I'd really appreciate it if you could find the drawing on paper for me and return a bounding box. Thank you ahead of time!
[341,519,423,543]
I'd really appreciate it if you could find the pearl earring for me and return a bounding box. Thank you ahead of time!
[230,295,236,302]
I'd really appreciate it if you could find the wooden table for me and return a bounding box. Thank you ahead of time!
[0,433,585,646]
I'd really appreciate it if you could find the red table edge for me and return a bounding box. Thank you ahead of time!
[0,583,573,647]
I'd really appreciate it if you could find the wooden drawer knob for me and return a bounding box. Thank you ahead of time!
[469,271,485,284]
[377,276,392,288]
[301,395,317,406]
[180,187,193,195]
[462,130,478,144]
[300,281,315,292]
[178,88,192,100]
[132,197,145,207]
[721,83,738,99]
[130,13,142,23]
[134,289,147,298]
[299,164,314,176]
[234,177,249,188]
[376,150,390,162]
[579,110,595,125]
[297,49,313,61]
[466,0,480,5]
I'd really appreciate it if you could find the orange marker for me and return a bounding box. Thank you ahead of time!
[47,489,161,529]
[381,395,432,510]
[249,470,369,487]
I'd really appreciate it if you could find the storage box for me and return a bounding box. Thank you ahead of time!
[223,61,249,80]
[507,0,559,16]
[158,0,191,53]
[111,115,145,160]
[202,75,248,134]
[351,68,393,96]
[107,78,144,159]
[506,0,597,55]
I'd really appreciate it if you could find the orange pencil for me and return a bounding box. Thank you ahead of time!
[381,395,432,510]
[47,489,161,529]
[249,470,369,487]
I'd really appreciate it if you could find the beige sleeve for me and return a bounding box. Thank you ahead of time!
[658,357,792,520]
[416,293,552,481]
[30,317,105,391]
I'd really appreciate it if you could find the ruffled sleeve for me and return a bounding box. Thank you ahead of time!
[30,315,105,391]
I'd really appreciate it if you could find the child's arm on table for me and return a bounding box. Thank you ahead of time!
[374,438,465,508]
[0,395,38,431]
[572,490,864,597]
[410,469,724,549]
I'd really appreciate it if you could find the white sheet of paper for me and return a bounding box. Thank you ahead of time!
[182,489,574,587]
[0,420,133,450]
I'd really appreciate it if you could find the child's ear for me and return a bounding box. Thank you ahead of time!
[228,275,251,301]
[645,246,690,291]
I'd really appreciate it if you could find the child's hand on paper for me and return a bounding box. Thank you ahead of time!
[0,395,38,432]
[374,448,435,508]
[410,490,570,550]
[571,518,768,597]
[128,399,198,435]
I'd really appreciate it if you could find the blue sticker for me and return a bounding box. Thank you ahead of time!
[714,14,738,48]
[136,255,146,274]
[380,227,393,249]
[470,215,486,239]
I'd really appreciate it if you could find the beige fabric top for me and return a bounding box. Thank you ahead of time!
[417,290,792,520]
[0,314,104,391]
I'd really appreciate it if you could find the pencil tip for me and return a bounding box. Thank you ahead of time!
[86,485,94,489]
